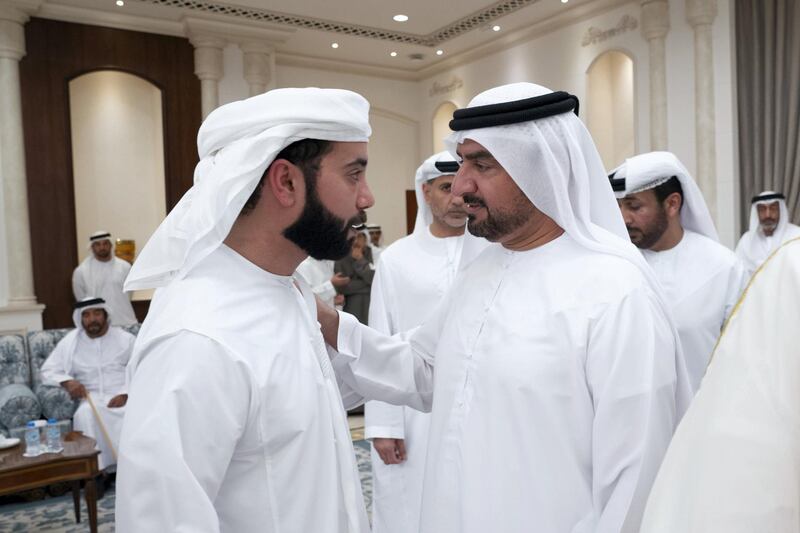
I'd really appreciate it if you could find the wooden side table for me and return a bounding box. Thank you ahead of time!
[0,432,101,532]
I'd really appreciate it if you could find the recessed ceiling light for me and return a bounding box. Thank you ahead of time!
[393,14,409,22]
[561,0,569,3]
[116,0,124,5]
[436,49,444,55]
[390,51,398,57]
[492,25,501,31]
[331,43,339,49]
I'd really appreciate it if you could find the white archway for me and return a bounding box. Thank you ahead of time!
[69,70,167,265]
[431,101,458,153]
[585,50,636,170]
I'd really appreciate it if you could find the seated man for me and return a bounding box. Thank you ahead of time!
[40,297,134,470]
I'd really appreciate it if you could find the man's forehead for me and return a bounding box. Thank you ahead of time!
[621,189,656,203]
[326,141,368,164]
[428,174,455,185]
[456,139,495,160]
[758,201,780,208]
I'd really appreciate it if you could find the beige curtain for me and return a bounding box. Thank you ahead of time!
[736,0,800,228]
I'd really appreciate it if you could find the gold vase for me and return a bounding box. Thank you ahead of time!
[115,239,136,264]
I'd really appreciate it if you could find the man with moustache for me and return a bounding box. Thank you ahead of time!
[365,152,470,533]
[41,297,133,470]
[735,190,800,276]
[318,83,691,533]
[116,88,377,532]
[610,151,747,394]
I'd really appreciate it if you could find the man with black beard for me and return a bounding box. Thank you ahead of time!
[612,151,746,394]
[116,88,380,532]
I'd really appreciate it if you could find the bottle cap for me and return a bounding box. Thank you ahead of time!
[47,418,57,424]
[26,421,36,427]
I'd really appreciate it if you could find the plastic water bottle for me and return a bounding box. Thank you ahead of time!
[45,419,62,453]
[24,421,41,456]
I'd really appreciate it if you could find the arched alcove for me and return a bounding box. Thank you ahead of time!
[432,101,458,153]
[585,50,635,170]
[69,70,167,265]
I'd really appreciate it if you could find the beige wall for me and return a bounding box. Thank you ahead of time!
[69,70,167,263]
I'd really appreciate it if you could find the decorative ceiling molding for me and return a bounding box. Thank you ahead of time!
[278,0,632,81]
[133,0,541,47]
[183,16,293,46]
[276,51,420,82]
[414,0,633,81]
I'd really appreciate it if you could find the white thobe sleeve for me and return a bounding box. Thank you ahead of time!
[296,262,337,303]
[331,310,437,413]
[72,265,87,301]
[583,287,678,533]
[40,340,74,385]
[116,332,254,533]
[364,262,406,440]
[314,280,337,303]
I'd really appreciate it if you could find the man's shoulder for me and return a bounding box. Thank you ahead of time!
[684,231,739,268]
[379,234,419,264]
[108,326,136,343]
[113,257,132,269]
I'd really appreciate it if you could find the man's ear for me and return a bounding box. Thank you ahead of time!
[266,159,302,207]
[665,192,682,217]
[422,181,432,204]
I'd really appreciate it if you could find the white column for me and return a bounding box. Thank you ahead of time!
[640,0,670,151]
[0,5,44,331]
[190,36,225,119]
[240,42,274,97]
[0,4,43,332]
[687,0,718,218]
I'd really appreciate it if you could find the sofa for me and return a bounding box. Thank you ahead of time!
[0,324,140,438]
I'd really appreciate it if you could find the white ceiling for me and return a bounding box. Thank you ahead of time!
[28,0,629,76]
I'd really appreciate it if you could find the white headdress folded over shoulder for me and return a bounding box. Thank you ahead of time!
[413,151,460,234]
[609,151,719,241]
[124,88,372,291]
[444,82,692,412]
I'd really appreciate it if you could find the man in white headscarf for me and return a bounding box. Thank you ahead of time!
[365,151,468,533]
[610,151,747,393]
[366,223,385,263]
[317,83,692,533]
[116,88,376,533]
[72,231,138,326]
[735,191,800,276]
[40,297,133,470]
[640,235,800,533]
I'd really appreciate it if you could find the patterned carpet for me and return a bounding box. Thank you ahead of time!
[0,431,373,531]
